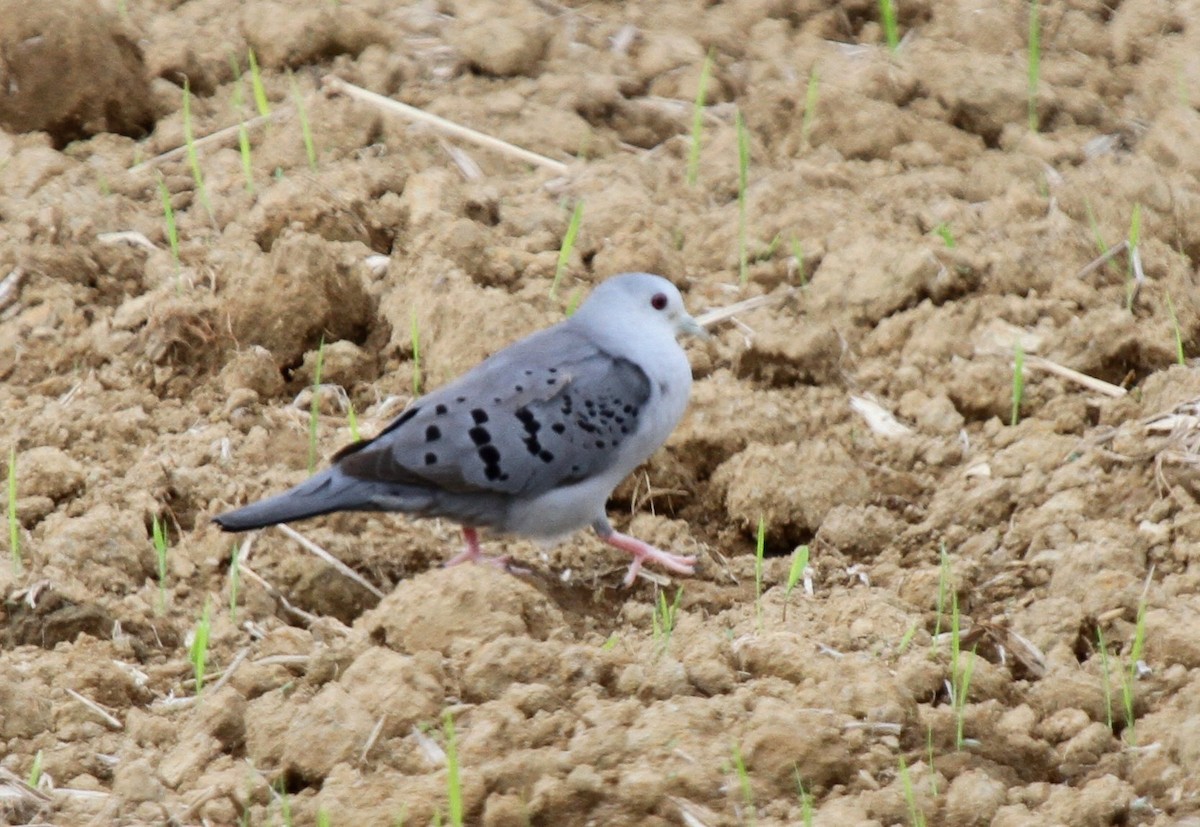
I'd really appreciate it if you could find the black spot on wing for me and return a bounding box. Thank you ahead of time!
[471,409,489,424]
[469,427,491,446]
[426,425,441,442]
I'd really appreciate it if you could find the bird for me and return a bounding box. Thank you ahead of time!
[213,272,705,586]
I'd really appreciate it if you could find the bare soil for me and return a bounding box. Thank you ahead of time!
[4,0,1200,825]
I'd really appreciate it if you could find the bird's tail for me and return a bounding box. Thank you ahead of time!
[212,467,414,532]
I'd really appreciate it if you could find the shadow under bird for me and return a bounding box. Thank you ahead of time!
[213,272,705,586]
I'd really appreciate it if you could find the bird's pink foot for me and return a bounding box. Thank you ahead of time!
[602,530,697,587]
[443,526,518,571]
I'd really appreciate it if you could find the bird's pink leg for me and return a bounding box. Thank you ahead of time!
[602,530,697,587]
[443,526,484,567]
[444,526,514,570]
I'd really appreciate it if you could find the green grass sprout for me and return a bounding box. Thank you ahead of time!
[182,78,215,226]
[247,48,270,117]
[879,0,900,51]
[1126,202,1142,311]
[565,287,584,317]
[189,598,212,695]
[229,52,245,111]
[752,233,781,263]
[1121,599,1148,745]
[926,726,938,796]
[730,742,756,824]
[7,447,19,573]
[898,756,927,827]
[443,710,463,827]
[238,123,254,193]
[898,620,918,654]
[754,514,766,629]
[308,337,326,474]
[551,200,584,299]
[1166,293,1186,365]
[782,544,809,621]
[288,71,317,170]
[686,49,715,186]
[933,222,956,248]
[1096,625,1114,732]
[601,632,618,651]
[801,67,820,147]
[950,590,977,750]
[27,749,42,788]
[933,542,950,646]
[153,515,169,614]
[1028,0,1041,132]
[410,310,422,397]
[347,399,361,442]
[652,586,683,657]
[736,110,751,285]
[317,809,331,827]
[790,236,807,286]
[1011,339,1025,427]
[229,543,241,622]
[156,173,181,275]
[795,768,814,827]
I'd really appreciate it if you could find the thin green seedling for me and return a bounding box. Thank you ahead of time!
[1096,625,1114,732]
[443,710,463,827]
[288,72,318,170]
[432,809,443,826]
[317,809,331,827]
[98,173,111,196]
[782,544,809,621]
[754,514,766,629]
[308,337,326,474]
[8,447,19,573]
[153,515,170,614]
[565,287,584,317]
[247,48,270,117]
[730,742,756,824]
[410,310,422,397]
[897,755,927,827]
[795,767,814,827]
[1121,599,1148,745]
[551,200,584,299]
[878,0,900,51]
[347,399,361,442]
[601,632,618,651]
[736,110,751,285]
[274,777,294,827]
[229,543,241,622]
[1126,203,1142,311]
[932,542,950,646]
[1166,293,1186,365]
[1027,0,1041,132]
[897,620,918,654]
[790,236,807,286]
[156,173,181,275]
[392,807,407,827]
[751,233,781,264]
[950,590,977,750]
[652,586,683,656]
[686,49,715,186]
[238,123,254,193]
[182,79,215,226]
[28,749,42,788]
[800,67,820,147]
[189,598,212,695]
[1011,340,1025,427]
[925,726,937,796]
[933,222,956,248]
[229,53,245,111]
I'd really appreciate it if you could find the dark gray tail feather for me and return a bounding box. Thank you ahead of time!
[213,468,401,532]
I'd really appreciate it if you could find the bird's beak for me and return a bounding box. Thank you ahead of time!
[678,313,710,340]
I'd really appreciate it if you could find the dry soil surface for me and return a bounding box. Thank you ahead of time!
[4,0,1200,825]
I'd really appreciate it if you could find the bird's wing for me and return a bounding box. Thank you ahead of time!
[332,324,653,499]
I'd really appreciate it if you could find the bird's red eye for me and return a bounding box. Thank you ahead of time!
[651,293,668,310]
